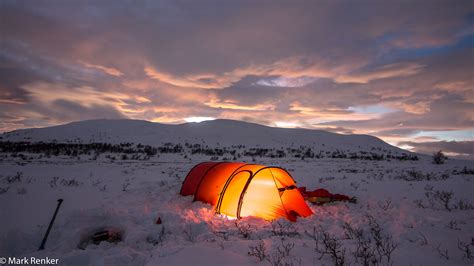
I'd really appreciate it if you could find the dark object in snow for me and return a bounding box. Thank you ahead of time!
[298,187,356,205]
[78,228,123,250]
[92,230,122,244]
[38,198,64,250]
[156,217,162,224]
[432,150,448,165]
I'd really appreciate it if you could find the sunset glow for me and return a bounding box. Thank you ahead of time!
[0,0,472,159]
[184,117,216,123]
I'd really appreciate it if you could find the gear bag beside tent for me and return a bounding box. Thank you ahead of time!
[180,162,313,222]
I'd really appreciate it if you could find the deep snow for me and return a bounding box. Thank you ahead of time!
[0,119,473,265]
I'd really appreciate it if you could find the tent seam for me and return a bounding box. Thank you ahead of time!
[193,162,227,201]
[215,163,253,213]
[180,162,207,195]
[269,168,291,220]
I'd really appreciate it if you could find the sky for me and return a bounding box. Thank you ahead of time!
[1,0,473,159]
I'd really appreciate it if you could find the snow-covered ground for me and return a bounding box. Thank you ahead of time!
[0,120,473,265]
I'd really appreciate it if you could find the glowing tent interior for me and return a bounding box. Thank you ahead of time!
[180,162,313,221]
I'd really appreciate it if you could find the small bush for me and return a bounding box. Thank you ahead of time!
[0,186,9,194]
[434,190,453,211]
[235,221,252,239]
[457,238,474,260]
[306,226,346,266]
[460,166,474,175]
[435,244,450,260]
[6,172,22,183]
[353,236,378,266]
[378,199,392,211]
[122,181,130,191]
[49,177,59,188]
[248,240,267,261]
[342,221,363,240]
[398,170,449,181]
[249,239,296,266]
[446,220,460,230]
[266,240,296,266]
[425,190,453,211]
[347,216,400,265]
[367,215,398,263]
[453,199,474,210]
[433,150,447,164]
[270,220,298,237]
[60,178,80,187]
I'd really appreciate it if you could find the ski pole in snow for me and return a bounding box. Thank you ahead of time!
[38,199,64,250]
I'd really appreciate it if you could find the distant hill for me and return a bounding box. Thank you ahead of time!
[0,119,411,156]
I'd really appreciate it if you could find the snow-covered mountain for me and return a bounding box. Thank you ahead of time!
[0,119,405,154]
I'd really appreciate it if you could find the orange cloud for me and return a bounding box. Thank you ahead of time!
[79,60,124,77]
[144,56,364,89]
[151,116,183,124]
[335,63,424,84]
[388,35,455,49]
[145,66,235,89]
[388,101,431,115]
[146,58,423,90]
[21,82,152,118]
[289,102,383,121]
[0,91,27,105]
[0,99,26,105]
[436,80,474,104]
[436,81,471,92]
[153,106,180,113]
[205,95,275,111]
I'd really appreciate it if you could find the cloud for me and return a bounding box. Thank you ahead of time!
[311,125,355,135]
[399,140,474,160]
[51,99,126,121]
[436,81,469,92]
[388,100,432,115]
[0,0,472,160]
[145,56,355,89]
[205,94,275,111]
[256,76,318,87]
[289,102,384,121]
[0,86,28,105]
[335,63,424,84]
[79,60,123,77]
[145,66,233,89]
[21,82,130,109]
[0,82,134,131]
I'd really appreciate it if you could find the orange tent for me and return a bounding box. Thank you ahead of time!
[180,162,313,221]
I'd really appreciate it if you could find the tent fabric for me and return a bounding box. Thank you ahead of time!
[179,162,217,196]
[180,162,313,221]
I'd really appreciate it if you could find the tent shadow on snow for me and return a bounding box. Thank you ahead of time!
[180,162,312,222]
